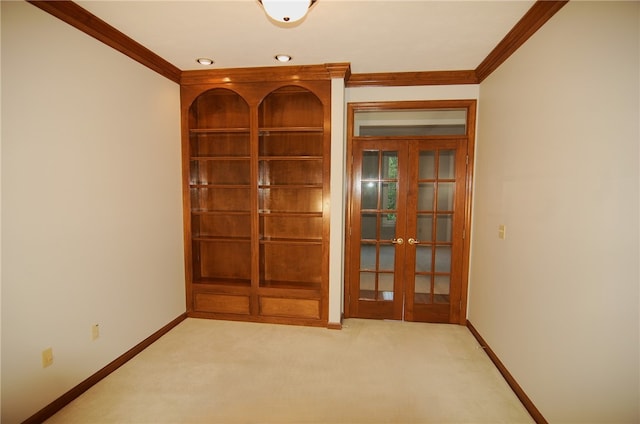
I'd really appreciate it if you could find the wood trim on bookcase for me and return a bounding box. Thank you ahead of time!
[181,63,351,86]
[466,320,549,424]
[475,0,568,82]
[22,313,188,424]
[26,1,182,83]
[346,70,478,87]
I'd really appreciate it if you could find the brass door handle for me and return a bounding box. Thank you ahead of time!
[408,238,421,245]
[391,238,404,245]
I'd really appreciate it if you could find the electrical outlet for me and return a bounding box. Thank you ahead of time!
[42,347,54,368]
[91,324,100,341]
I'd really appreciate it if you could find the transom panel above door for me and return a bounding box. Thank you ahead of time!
[345,101,476,325]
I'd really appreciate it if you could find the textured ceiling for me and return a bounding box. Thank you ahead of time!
[76,0,535,74]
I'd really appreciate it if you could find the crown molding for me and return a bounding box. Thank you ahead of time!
[27,1,182,83]
[180,63,351,86]
[475,0,568,82]
[347,70,478,88]
[27,0,567,87]
[347,0,567,87]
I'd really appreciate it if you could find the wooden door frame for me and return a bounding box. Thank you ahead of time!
[344,99,476,325]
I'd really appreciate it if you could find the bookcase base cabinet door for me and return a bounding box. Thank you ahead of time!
[194,293,251,316]
[181,63,349,327]
[259,297,321,320]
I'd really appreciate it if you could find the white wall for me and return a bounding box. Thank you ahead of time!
[329,78,346,326]
[346,85,479,104]
[469,2,639,423]
[1,2,185,423]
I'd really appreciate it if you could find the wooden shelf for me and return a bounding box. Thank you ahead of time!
[191,156,250,160]
[258,156,322,160]
[259,237,322,244]
[259,280,322,290]
[191,128,250,134]
[194,278,251,288]
[193,236,251,242]
[190,184,250,189]
[192,210,250,215]
[259,127,323,133]
[259,211,322,216]
[259,184,322,189]
[192,208,250,213]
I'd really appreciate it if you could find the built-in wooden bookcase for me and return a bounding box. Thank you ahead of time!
[189,89,252,290]
[181,64,349,327]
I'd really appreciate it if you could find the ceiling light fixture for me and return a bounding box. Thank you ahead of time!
[259,0,317,23]
[275,54,292,63]
[196,58,214,65]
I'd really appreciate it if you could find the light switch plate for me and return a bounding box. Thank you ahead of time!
[91,324,100,341]
[42,347,53,368]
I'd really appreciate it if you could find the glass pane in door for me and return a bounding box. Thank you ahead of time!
[359,150,399,303]
[415,246,432,272]
[435,215,453,242]
[435,246,451,273]
[438,150,456,179]
[359,271,375,300]
[434,275,450,304]
[380,213,397,239]
[361,214,377,239]
[381,183,397,211]
[413,147,457,307]
[360,244,376,269]
[382,152,398,178]
[416,215,433,240]
[362,151,379,179]
[361,182,379,209]
[415,275,431,304]
[354,109,467,136]
[379,273,395,300]
[419,151,436,179]
[379,245,395,270]
[414,148,435,304]
[437,182,455,211]
[417,183,435,211]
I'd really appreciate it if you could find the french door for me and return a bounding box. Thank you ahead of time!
[348,138,467,323]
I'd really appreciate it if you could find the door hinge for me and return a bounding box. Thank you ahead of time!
[462,229,466,239]
[466,155,469,165]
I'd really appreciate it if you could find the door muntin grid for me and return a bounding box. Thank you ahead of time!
[359,150,399,301]
[413,149,455,304]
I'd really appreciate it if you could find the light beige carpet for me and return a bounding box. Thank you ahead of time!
[46,318,534,423]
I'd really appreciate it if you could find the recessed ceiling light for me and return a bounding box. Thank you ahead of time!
[196,58,214,65]
[275,54,292,63]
